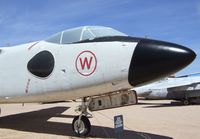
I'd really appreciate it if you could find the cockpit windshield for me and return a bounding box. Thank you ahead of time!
[45,26,127,44]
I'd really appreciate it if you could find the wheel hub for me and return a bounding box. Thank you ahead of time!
[74,120,85,134]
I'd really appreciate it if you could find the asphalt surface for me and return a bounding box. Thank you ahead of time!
[0,100,199,139]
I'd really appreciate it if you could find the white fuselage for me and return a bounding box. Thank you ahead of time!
[0,41,136,103]
[0,26,196,103]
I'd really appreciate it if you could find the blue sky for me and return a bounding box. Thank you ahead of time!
[0,0,199,75]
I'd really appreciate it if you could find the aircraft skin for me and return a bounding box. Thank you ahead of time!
[0,40,135,103]
[133,74,200,100]
[0,26,196,104]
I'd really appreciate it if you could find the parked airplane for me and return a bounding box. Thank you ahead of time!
[133,73,200,105]
[0,26,196,136]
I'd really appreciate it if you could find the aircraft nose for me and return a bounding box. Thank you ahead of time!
[128,39,196,86]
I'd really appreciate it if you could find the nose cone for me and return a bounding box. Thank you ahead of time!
[128,39,196,86]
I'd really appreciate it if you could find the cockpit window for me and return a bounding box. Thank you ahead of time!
[45,33,61,44]
[81,30,94,40]
[45,26,127,44]
[89,27,126,38]
[62,28,82,44]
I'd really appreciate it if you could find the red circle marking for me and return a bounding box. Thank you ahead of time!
[75,50,97,76]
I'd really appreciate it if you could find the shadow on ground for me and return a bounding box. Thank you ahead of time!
[139,101,200,108]
[0,107,172,139]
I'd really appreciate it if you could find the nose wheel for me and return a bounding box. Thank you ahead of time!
[72,97,92,136]
[72,115,91,136]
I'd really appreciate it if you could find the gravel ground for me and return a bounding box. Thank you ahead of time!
[0,100,199,139]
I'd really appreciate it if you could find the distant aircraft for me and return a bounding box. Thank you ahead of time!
[0,26,196,136]
[133,73,200,105]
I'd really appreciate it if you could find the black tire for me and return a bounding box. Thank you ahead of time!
[183,99,190,105]
[72,115,91,136]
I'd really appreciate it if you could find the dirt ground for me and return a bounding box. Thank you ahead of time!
[0,100,199,139]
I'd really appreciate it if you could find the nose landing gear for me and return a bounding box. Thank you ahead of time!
[72,97,92,136]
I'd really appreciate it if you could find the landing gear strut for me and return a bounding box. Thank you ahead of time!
[72,97,92,136]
